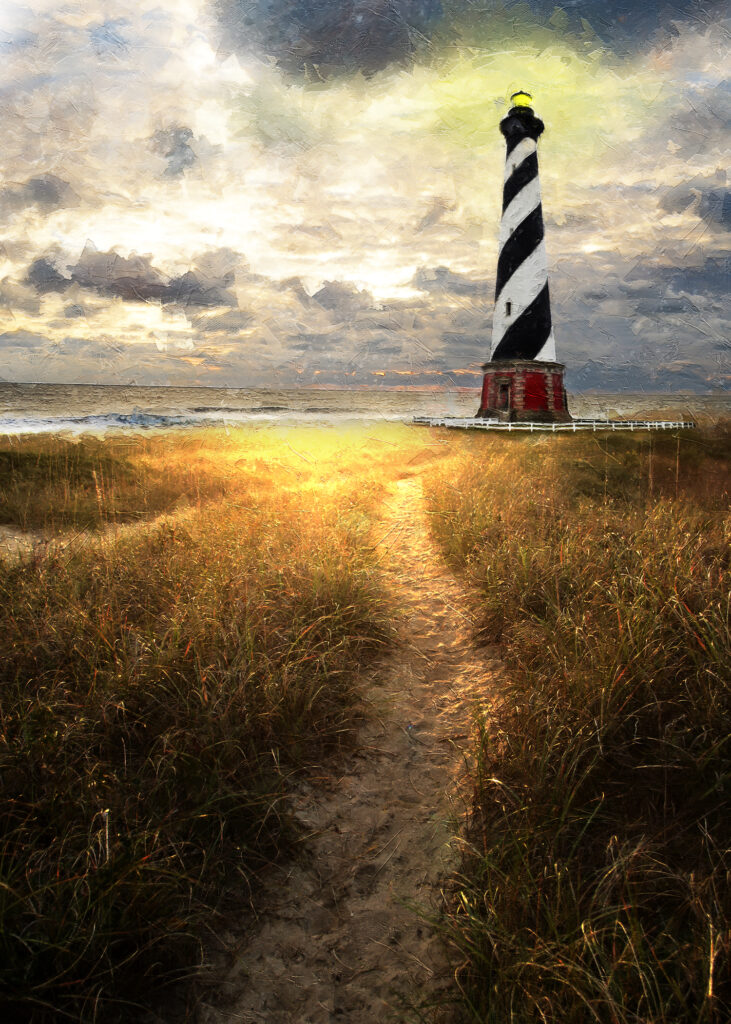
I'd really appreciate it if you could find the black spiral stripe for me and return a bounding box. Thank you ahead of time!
[502,150,538,211]
[494,204,545,299]
[492,282,552,361]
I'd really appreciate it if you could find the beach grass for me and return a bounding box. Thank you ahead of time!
[0,423,432,1022]
[423,425,730,1023]
[4,419,728,1022]
[0,434,224,531]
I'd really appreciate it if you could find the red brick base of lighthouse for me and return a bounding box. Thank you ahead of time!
[477,360,571,422]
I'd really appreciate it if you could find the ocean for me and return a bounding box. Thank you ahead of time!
[0,383,727,435]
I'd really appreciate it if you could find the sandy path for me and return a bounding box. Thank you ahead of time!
[200,474,501,1023]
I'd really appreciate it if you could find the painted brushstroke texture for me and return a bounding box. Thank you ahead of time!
[0,1,727,390]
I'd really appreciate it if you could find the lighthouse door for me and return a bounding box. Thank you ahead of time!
[496,382,511,410]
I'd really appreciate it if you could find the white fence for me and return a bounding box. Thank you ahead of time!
[411,417,696,432]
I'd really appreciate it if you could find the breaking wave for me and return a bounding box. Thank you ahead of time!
[0,406,410,436]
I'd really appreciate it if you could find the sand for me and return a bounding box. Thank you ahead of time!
[0,524,48,558]
[196,472,502,1023]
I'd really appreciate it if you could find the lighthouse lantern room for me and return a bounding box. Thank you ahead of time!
[478,92,571,423]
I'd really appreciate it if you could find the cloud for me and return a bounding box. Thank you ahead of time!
[413,265,490,297]
[698,190,731,229]
[663,254,731,296]
[549,246,730,391]
[25,244,238,308]
[660,173,731,230]
[0,278,42,316]
[0,174,78,217]
[216,0,725,77]
[652,78,731,163]
[89,18,129,57]
[0,329,47,350]
[190,308,253,333]
[566,358,718,393]
[149,125,198,177]
[69,246,169,300]
[311,280,374,315]
[164,269,235,308]
[216,0,443,77]
[26,258,72,294]
[0,1,727,390]
[439,1,727,60]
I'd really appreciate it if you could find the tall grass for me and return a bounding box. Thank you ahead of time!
[0,429,405,1022]
[424,427,730,1023]
[0,434,244,532]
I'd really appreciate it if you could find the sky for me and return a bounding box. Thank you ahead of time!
[0,0,728,391]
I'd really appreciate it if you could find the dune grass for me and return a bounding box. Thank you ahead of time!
[423,425,730,1024]
[0,433,242,532]
[0,424,437,1022]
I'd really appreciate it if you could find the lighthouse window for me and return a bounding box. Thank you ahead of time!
[505,301,512,316]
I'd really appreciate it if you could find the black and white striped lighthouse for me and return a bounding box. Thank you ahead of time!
[478,91,571,422]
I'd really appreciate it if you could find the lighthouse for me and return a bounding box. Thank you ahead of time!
[477,92,571,422]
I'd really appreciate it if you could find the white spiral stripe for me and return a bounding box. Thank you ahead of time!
[503,138,536,180]
[491,241,549,354]
[498,176,542,247]
[495,239,548,308]
[535,329,556,362]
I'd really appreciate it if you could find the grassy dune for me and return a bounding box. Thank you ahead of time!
[0,424,431,1022]
[0,434,233,532]
[424,426,730,1023]
[3,421,728,1022]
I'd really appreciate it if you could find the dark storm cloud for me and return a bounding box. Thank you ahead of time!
[216,0,723,75]
[494,0,722,46]
[216,0,443,75]
[26,245,237,307]
[443,0,728,59]
[0,174,78,216]
[150,126,198,177]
